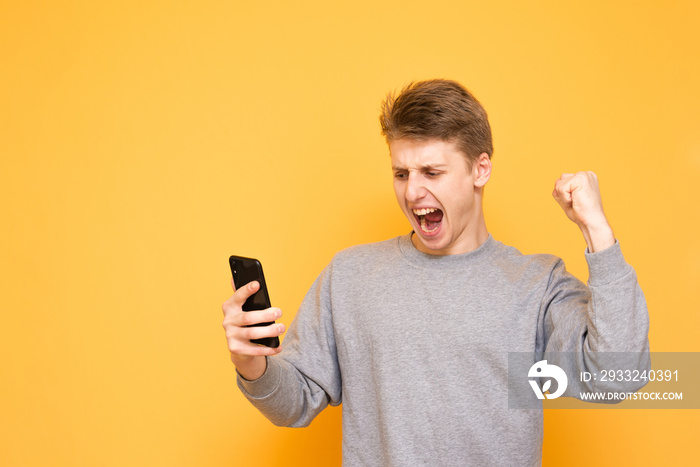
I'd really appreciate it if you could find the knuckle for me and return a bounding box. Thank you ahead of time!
[239,312,254,326]
[222,300,239,315]
[242,327,258,340]
[227,340,243,354]
[248,346,266,357]
[222,315,236,328]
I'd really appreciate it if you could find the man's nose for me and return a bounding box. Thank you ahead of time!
[405,174,426,201]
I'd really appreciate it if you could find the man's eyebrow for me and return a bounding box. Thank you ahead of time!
[392,164,448,171]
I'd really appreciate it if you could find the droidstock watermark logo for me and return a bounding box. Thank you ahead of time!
[508,352,699,409]
[528,360,568,399]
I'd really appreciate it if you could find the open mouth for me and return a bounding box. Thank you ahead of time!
[412,207,444,234]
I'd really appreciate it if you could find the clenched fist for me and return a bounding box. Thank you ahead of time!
[552,171,615,253]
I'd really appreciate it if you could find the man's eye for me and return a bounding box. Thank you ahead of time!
[426,172,441,177]
[394,172,407,180]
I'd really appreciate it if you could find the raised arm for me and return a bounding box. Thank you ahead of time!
[544,172,650,397]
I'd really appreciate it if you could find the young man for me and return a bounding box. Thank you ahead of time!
[222,80,649,465]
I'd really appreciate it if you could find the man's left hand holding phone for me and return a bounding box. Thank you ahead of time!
[222,256,286,381]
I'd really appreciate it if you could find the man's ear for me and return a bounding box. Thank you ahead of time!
[473,153,492,187]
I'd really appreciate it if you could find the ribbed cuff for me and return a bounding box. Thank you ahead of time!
[236,356,282,399]
[584,240,633,286]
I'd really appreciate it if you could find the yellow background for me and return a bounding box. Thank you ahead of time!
[2,1,698,465]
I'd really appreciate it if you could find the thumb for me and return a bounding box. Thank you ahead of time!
[552,183,573,207]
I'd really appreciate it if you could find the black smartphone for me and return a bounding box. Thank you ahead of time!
[228,255,280,348]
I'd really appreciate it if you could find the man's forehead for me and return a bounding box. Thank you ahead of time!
[389,138,466,168]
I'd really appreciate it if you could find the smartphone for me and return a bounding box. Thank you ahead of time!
[228,255,280,348]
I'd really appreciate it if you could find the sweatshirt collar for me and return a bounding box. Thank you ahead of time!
[398,231,497,268]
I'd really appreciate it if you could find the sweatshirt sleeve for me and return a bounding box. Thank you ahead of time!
[539,240,650,396]
[236,261,341,427]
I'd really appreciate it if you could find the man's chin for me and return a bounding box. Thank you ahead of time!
[411,228,448,255]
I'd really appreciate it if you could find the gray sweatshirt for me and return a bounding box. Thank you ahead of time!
[237,233,649,465]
